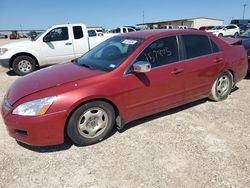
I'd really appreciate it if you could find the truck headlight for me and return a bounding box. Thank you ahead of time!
[12,96,57,116]
[0,48,8,55]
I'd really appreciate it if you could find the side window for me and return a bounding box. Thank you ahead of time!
[210,39,221,53]
[137,36,179,68]
[44,27,68,42]
[128,28,135,32]
[182,35,212,59]
[88,30,96,37]
[123,28,127,33]
[73,26,83,39]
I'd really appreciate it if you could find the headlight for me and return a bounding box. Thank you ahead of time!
[0,48,8,55]
[12,96,57,116]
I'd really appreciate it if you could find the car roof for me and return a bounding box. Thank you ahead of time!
[121,29,211,39]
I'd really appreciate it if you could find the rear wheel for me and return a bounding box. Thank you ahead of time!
[218,33,223,37]
[12,55,37,76]
[234,32,239,38]
[208,71,233,101]
[67,101,115,146]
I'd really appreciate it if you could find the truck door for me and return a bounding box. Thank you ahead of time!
[71,25,90,58]
[40,26,74,64]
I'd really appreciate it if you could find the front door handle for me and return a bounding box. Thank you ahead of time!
[65,42,72,45]
[171,68,184,75]
[214,57,223,63]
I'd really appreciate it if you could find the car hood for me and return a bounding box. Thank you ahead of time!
[0,40,38,49]
[6,63,104,105]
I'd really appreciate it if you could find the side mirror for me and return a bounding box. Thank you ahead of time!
[43,36,51,43]
[132,61,151,73]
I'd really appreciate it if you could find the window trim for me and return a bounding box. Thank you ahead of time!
[180,34,223,61]
[43,26,69,42]
[124,35,182,76]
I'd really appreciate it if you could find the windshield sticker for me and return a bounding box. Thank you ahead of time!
[122,39,138,45]
[109,64,116,68]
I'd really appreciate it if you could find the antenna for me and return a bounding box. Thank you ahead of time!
[142,10,145,24]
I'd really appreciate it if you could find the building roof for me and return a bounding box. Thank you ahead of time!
[137,17,224,26]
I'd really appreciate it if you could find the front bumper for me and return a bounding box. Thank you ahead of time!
[1,105,67,146]
[0,58,10,68]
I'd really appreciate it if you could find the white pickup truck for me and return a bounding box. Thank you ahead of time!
[0,24,115,75]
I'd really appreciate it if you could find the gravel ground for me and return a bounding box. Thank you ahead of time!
[0,39,250,188]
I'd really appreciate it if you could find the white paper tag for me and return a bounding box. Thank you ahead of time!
[122,39,138,45]
[109,64,116,68]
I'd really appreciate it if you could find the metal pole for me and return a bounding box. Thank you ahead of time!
[243,4,247,19]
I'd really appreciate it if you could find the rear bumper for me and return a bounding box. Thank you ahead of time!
[1,106,67,146]
[0,58,10,68]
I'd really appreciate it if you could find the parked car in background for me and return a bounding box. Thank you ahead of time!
[9,31,20,40]
[239,28,250,73]
[199,26,215,31]
[239,24,250,34]
[207,24,240,37]
[1,30,247,146]
[87,28,104,37]
[110,27,136,34]
[0,24,116,75]
[206,26,224,32]
[160,25,179,29]
[178,25,188,29]
[0,33,8,39]
[29,31,37,40]
[231,19,250,26]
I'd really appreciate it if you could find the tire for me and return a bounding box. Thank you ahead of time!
[234,32,239,38]
[218,33,223,37]
[67,101,115,146]
[208,71,233,101]
[12,55,37,76]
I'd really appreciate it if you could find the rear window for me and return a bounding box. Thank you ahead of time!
[182,35,212,59]
[73,26,83,39]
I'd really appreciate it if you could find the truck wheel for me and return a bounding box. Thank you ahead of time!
[208,71,233,101]
[12,55,37,76]
[67,101,115,146]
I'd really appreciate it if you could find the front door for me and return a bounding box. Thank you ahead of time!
[119,36,186,121]
[40,26,74,65]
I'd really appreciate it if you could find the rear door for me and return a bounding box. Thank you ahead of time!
[40,26,75,64]
[119,36,186,121]
[180,34,225,101]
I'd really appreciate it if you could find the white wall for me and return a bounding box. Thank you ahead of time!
[192,18,224,29]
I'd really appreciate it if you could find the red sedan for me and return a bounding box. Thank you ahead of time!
[1,30,248,146]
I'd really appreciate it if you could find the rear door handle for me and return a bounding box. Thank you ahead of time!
[65,42,72,45]
[214,57,223,63]
[171,68,184,75]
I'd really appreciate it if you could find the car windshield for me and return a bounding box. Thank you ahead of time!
[240,28,250,37]
[211,26,223,30]
[76,36,145,72]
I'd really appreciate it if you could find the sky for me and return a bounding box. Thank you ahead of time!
[0,0,249,30]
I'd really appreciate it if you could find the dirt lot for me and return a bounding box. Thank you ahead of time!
[0,39,250,188]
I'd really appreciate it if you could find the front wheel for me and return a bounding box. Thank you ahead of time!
[67,101,115,146]
[234,32,239,38]
[208,71,233,101]
[12,55,37,76]
[218,33,223,37]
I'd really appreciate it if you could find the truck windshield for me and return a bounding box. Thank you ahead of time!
[76,36,145,72]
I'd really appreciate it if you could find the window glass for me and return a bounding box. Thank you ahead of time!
[73,26,83,39]
[128,28,135,32]
[182,35,212,59]
[137,36,179,68]
[123,28,127,33]
[210,40,221,53]
[88,30,96,37]
[44,27,68,41]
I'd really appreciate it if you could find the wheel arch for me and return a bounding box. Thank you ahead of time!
[9,52,39,68]
[64,98,121,137]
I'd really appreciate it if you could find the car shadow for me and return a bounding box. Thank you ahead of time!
[16,137,73,153]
